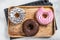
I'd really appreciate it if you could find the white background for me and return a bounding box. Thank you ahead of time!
[0,0,60,40]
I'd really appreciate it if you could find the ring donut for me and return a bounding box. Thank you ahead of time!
[36,7,54,25]
[22,19,39,36]
[8,7,25,24]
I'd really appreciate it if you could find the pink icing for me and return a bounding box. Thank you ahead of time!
[36,7,54,25]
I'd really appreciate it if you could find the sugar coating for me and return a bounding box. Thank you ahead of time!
[8,7,25,24]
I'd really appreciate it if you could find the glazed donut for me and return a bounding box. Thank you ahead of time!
[36,7,54,25]
[8,7,25,24]
[22,19,39,36]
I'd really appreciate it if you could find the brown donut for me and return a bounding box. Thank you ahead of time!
[22,19,39,36]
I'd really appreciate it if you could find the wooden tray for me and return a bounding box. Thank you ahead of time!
[7,6,56,38]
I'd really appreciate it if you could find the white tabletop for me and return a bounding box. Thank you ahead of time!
[0,0,60,40]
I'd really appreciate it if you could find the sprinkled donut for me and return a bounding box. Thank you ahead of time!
[8,7,25,24]
[22,19,39,36]
[36,7,54,25]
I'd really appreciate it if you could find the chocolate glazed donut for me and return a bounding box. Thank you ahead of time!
[22,19,39,36]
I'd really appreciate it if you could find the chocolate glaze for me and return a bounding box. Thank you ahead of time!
[22,19,39,36]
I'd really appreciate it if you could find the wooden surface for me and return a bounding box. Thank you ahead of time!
[8,6,56,38]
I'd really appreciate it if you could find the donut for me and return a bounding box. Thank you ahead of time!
[36,7,54,25]
[8,7,25,24]
[22,19,39,36]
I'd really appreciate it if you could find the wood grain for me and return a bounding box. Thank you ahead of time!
[8,6,56,38]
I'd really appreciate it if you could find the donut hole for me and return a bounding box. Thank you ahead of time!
[42,13,48,18]
[15,13,19,18]
[28,24,34,30]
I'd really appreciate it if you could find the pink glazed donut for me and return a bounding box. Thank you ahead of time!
[36,7,54,25]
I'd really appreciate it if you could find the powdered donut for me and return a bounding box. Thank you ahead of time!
[8,7,25,24]
[36,7,54,25]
